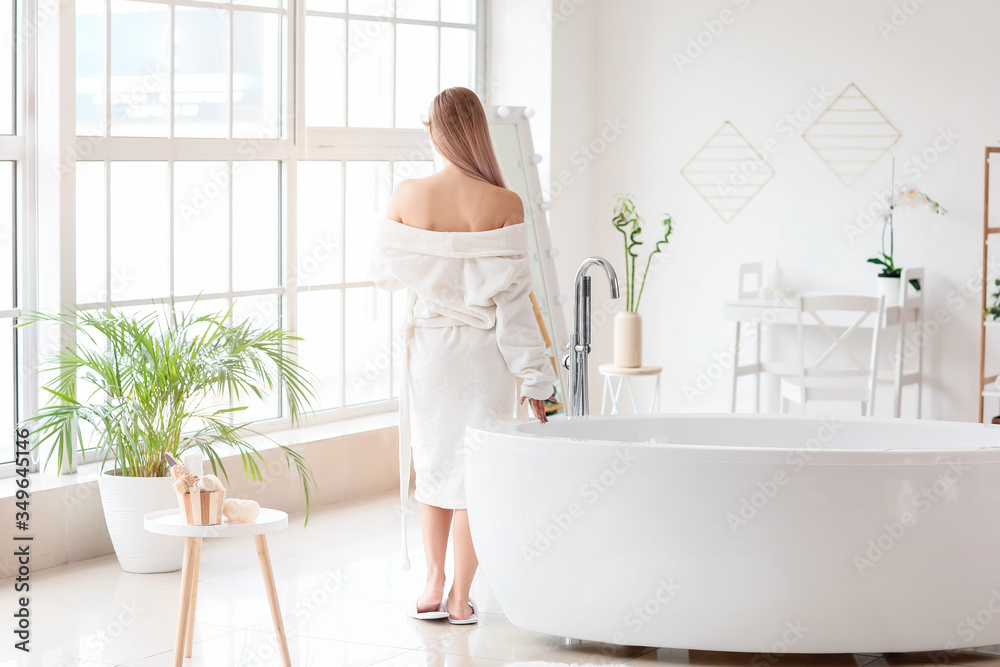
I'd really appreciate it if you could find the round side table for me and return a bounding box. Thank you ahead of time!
[599,364,662,415]
[144,507,291,667]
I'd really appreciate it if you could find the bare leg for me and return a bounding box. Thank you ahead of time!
[418,502,453,613]
[447,509,478,621]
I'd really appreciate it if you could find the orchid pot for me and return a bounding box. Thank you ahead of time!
[876,274,901,307]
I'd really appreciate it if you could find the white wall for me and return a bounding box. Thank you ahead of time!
[548,0,1000,421]
[488,0,553,189]
[548,0,602,342]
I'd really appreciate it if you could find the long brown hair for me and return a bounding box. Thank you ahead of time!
[426,87,507,189]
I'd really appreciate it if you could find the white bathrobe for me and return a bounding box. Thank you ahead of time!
[370,217,556,568]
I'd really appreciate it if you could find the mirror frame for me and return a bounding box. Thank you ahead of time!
[487,106,569,396]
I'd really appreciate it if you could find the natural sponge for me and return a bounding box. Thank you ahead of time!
[223,497,261,522]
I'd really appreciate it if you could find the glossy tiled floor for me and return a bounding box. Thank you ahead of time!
[4,492,1000,666]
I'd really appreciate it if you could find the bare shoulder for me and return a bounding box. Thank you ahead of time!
[387,177,429,220]
[498,188,525,226]
[391,177,430,201]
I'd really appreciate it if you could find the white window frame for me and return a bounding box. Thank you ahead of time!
[287,0,486,425]
[15,0,487,477]
[1,0,37,477]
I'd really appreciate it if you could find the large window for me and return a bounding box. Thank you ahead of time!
[57,0,483,439]
[296,3,479,411]
[304,0,478,128]
[2,0,30,471]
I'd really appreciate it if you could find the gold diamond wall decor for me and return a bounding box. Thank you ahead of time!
[802,83,900,188]
[680,121,774,223]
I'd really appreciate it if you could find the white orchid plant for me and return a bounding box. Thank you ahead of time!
[867,183,947,290]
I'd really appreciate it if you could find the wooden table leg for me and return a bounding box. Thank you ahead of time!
[174,537,197,667]
[254,534,291,667]
[184,537,203,658]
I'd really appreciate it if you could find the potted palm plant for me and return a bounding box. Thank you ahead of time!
[611,194,675,368]
[18,301,317,573]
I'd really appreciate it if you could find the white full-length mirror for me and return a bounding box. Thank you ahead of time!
[488,107,568,415]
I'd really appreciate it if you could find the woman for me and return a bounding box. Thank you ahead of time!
[370,87,556,624]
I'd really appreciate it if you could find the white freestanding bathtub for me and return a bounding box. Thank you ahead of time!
[465,413,1000,654]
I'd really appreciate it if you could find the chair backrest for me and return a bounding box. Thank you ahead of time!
[737,262,763,299]
[794,294,887,410]
[899,267,924,309]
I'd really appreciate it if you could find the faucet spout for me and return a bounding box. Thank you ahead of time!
[563,256,622,418]
[574,257,620,300]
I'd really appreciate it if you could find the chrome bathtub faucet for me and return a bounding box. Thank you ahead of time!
[563,256,621,417]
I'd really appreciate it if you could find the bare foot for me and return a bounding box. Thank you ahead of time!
[417,578,445,614]
[446,592,473,621]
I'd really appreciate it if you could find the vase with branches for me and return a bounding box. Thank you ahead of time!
[18,300,318,572]
[610,194,675,367]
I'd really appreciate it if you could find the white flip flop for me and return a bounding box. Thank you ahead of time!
[408,599,449,620]
[447,597,478,625]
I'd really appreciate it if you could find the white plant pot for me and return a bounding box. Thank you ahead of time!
[614,311,642,368]
[876,275,901,307]
[98,470,184,573]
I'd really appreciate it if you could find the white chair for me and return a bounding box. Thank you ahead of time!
[730,262,764,412]
[892,267,924,418]
[780,294,886,416]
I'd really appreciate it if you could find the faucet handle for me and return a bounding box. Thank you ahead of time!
[561,353,571,370]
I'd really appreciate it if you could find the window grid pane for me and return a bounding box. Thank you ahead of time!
[109,0,170,138]
[305,0,346,13]
[440,0,475,24]
[1,317,14,464]
[396,0,437,21]
[345,285,390,406]
[174,6,229,139]
[76,161,106,304]
[233,11,283,139]
[344,160,390,283]
[304,16,346,127]
[297,161,344,287]
[298,289,344,411]
[77,0,107,136]
[110,161,170,300]
[440,26,475,91]
[231,293,283,421]
[83,0,285,139]
[0,157,13,465]
[347,19,394,128]
[348,0,391,16]
[0,161,13,311]
[0,0,13,135]
[394,23,437,129]
[174,161,229,296]
[232,161,281,292]
[52,0,483,434]
[304,10,477,130]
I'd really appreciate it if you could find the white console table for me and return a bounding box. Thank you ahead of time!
[724,294,924,418]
